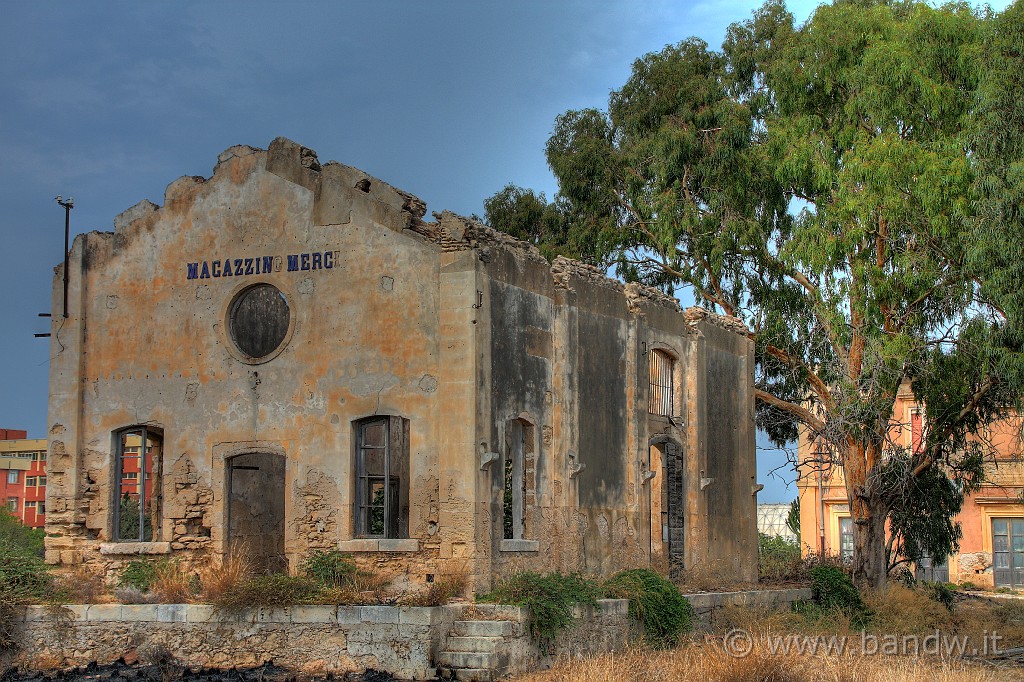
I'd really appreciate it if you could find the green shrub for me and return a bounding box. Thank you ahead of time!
[119,558,164,592]
[214,574,323,608]
[479,571,601,652]
[0,540,57,604]
[301,549,358,587]
[923,581,957,612]
[0,536,61,649]
[0,508,44,557]
[808,564,870,626]
[603,568,694,648]
[758,533,803,582]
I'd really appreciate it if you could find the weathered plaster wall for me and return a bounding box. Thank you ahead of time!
[45,139,455,584]
[44,136,758,589]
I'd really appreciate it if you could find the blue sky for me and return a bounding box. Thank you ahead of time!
[1,1,1005,503]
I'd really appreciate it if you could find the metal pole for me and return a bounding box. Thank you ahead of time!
[55,196,74,318]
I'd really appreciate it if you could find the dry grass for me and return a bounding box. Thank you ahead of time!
[401,562,469,607]
[55,567,111,604]
[198,546,252,603]
[513,642,1023,682]
[564,585,1024,682]
[150,560,198,603]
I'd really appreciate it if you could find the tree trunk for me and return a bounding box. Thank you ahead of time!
[851,496,888,589]
[844,439,888,589]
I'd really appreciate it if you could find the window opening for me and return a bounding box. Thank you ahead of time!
[229,283,290,360]
[649,349,675,416]
[114,427,162,542]
[993,518,1024,588]
[503,419,534,540]
[910,409,924,454]
[839,517,854,561]
[7,471,18,484]
[355,416,409,539]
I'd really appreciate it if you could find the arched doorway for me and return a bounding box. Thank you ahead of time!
[649,436,684,575]
[227,452,286,574]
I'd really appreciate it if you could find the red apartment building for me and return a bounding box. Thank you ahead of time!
[0,429,47,528]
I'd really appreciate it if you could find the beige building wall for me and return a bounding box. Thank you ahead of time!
[44,138,759,590]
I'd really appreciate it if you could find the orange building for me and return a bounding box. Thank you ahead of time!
[797,381,1024,588]
[0,431,48,529]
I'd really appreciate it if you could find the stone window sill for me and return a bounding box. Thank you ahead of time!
[99,542,172,555]
[337,539,420,553]
[500,539,539,552]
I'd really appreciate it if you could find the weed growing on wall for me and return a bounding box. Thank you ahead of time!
[603,568,694,648]
[300,550,357,587]
[480,571,601,652]
[214,574,324,608]
[119,558,164,592]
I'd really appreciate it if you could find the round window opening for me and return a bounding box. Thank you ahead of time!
[229,284,291,361]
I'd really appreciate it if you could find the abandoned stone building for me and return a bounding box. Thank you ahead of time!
[43,137,759,590]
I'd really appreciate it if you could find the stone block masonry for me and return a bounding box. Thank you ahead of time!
[6,601,632,680]
[6,591,811,678]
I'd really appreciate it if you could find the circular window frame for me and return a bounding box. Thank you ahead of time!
[221,281,295,365]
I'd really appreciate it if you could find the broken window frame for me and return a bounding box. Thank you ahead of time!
[354,416,410,539]
[649,348,676,417]
[112,426,162,542]
[503,418,535,541]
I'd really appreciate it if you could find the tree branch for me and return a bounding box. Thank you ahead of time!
[754,388,826,432]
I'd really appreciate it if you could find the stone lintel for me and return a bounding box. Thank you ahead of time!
[99,542,172,555]
[338,539,420,552]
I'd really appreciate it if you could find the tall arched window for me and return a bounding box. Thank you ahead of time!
[503,418,536,541]
[113,426,162,542]
[649,349,675,416]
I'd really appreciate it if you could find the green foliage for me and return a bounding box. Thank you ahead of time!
[603,568,693,648]
[758,533,803,582]
[213,574,323,609]
[0,533,61,649]
[0,540,57,605]
[923,581,957,612]
[0,507,44,557]
[300,550,357,588]
[119,558,164,592]
[483,185,586,262]
[878,448,980,571]
[479,571,601,652]
[786,498,800,537]
[808,565,869,627]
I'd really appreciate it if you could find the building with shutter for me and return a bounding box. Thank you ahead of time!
[43,138,759,590]
[797,379,1024,588]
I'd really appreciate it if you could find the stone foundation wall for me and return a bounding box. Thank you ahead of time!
[6,600,631,680]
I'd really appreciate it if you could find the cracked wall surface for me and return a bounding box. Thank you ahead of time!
[44,137,758,589]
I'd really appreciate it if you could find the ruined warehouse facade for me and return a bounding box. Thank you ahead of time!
[44,137,759,589]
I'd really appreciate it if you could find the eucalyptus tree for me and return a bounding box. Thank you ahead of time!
[487,0,1023,587]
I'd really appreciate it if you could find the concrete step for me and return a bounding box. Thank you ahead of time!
[436,651,502,669]
[445,636,503,654]
[452,620,514,637]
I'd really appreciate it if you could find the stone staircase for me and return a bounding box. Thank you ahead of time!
[436,618,515,681]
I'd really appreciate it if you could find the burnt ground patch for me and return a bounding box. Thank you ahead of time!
[0,661,400,682]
